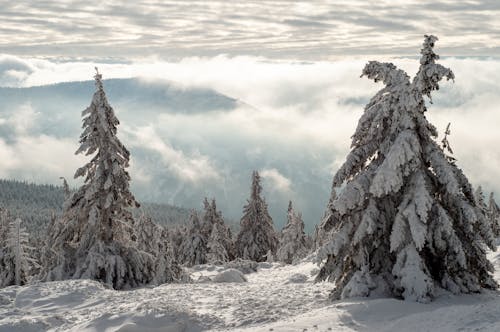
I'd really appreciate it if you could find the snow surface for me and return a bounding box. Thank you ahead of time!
[1,252,500,331]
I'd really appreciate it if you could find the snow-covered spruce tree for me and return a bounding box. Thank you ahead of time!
[475,186,488,218]
[236,171,278,262]
[178,211,207,266]
[0,218,38,287]
[317,35,496,302]
[40,69,172,289]
[203,198,235,263]
[276,201,308,264]
[0,209,13,286]
[206,224,229,263]
[168,225,187,260]
[60,177,71,200]
[134,214,184,284]
[488,193,500,237]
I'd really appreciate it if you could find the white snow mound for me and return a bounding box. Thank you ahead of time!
[212,268,248,283]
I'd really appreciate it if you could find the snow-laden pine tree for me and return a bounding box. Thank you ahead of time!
[178,211,207,266]
[134,214,184,284]
[0,218,38,287]
[169,225,187,260]
[206,224,229,263]
[475,186,488,217]
[0,209,13,286]
[203,198,234,263]
[40,69,170,289]
[236,171,278,262]
[276,201,308,264]
[489,193,500,237]
[60,177,70,200]
[317,35,496,302]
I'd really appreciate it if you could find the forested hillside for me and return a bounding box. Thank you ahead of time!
[0,179,192,238]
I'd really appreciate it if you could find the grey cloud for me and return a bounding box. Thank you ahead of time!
[282,19,334,28]
[0,1,499,59]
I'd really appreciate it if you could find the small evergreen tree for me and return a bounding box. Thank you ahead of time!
[317,36,496,302]
[235,171,278,262]
[134,214,184,284]
[178,211,207,266]
[203,198,234,263]
[488,192,500,237]
[276,201,308,264]
[0,217,37,287]
[40,69,177,289]
[0,210,14,286]
[475,186,488,216]
[60,177,70,200]
[206,224,229,263]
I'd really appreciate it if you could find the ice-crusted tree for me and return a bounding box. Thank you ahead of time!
[206,224,229,263]
[178,211,207,266]
[236,171,278,262]
[317,35,496,302]
[203,198,234,263]
[0,218,38,287]
[0,208,9,247]
[475,186,488,215]
[276,201,308,264]
[0,209,14,286]
[168,225,187,259]
[488,193,500,236]
[134,214,184,284]
[60,177,71,200]
[40,69,172,289]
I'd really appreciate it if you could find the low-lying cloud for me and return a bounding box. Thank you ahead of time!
[0,54,498,230]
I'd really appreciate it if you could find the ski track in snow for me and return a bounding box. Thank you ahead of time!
[1,255,500,331]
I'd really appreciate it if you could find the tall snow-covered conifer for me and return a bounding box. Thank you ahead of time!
[317,36,496,302]
[40,69,179,289]
[235,171,278,262]
[276,201,308,264]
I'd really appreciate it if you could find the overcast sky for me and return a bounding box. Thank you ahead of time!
[1,0,500,59]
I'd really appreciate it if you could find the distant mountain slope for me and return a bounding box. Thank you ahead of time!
[0,179,192,238]
[0,78,238,139]
[0,78,237,114]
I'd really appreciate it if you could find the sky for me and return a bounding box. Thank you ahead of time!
[1,0,500,60]
[0,1,499,230]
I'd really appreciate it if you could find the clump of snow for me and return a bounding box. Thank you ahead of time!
[212,269,248,283]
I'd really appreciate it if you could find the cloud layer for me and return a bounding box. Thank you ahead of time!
[0,53,499,231]
[1,1,500,59]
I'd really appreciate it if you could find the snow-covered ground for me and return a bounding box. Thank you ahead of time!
[1,253,500,332]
